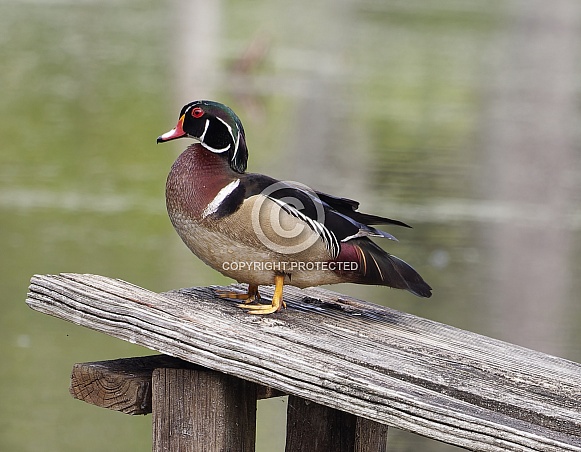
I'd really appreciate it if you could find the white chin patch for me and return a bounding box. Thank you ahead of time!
[201,142,230,154]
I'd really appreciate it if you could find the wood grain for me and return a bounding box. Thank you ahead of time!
[69,355,197,415]
[152,367,256,452]
[70,355,282,414]
[26,273,581,451]
[286,395,357,451]
[355,417,389,452]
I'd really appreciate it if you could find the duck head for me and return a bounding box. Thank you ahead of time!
[157,100,249,173]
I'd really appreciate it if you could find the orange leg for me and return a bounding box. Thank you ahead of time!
[238,274,286,315]
[215,284,260,304]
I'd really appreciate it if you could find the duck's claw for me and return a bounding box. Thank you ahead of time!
[215,284,260,304]
[237,274,285,315]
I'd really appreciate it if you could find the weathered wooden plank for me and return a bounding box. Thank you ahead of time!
[26,273,581,452]
[69,355,282,414]
[72,355,383,450]
[69,355,197,415]
[152,367,256,452]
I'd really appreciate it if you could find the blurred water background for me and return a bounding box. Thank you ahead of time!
[1,0,580,451]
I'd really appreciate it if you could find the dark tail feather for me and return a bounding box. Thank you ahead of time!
[353,240,432,298]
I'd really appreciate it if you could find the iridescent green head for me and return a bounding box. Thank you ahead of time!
[157,100,249,173]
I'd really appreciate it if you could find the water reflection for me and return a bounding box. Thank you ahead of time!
[1,1,579,451]
[479,0,580,358]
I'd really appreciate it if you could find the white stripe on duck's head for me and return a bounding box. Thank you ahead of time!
[157,100,249,174]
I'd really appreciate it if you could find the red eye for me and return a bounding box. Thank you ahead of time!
[191,107,204,118]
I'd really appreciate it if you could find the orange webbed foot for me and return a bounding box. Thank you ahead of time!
[236,275,285,315]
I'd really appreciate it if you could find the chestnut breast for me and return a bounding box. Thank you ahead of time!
[165,143,237,221]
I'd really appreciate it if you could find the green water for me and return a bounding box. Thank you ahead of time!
[1,1,579,451]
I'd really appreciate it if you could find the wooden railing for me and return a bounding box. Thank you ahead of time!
[26,273,581,451]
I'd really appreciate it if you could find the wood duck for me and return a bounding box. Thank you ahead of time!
[157,100,432,314]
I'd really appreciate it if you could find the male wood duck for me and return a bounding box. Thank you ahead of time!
[157,100,432,314]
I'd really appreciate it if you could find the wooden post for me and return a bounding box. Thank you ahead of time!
[355,418,389,452]
[285,395,389,451]
[152,368,257,452]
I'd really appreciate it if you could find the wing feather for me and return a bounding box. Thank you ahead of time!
[240,173,410,258]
